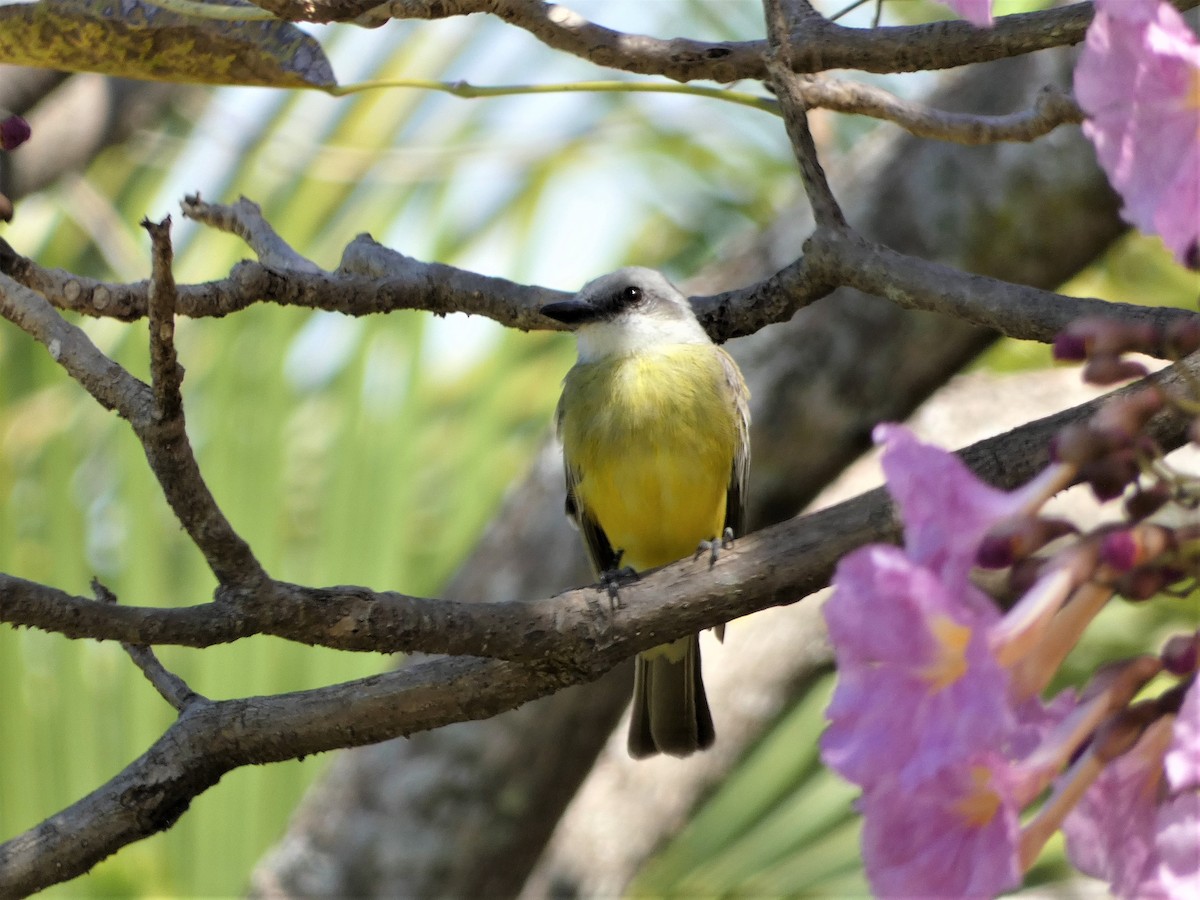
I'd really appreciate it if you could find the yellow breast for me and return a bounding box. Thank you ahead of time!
[560,344,740,572]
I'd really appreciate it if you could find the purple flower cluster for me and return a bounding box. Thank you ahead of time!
[821,425,1199,898]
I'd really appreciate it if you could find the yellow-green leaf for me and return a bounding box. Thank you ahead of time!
[0,0,335,88]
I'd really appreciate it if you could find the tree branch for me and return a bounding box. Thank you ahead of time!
[145,217,184,421]
[93,579,205,713]
[0,271,153,418]
[3,355,1195,659]
[805,231,1200,344]
[799,78,1083,144]
[179,194,323,273]
[137,220,268,590]
[0,654,574,897]
[3,212,1194,352]
[0,231,268,590]
[764,0,849,231]
[244,0,1127,79]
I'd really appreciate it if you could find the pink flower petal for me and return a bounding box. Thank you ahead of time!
[875,424,1033,592]
[1157,792,1200,899]
[860,757,1021,898]
[1075,0,1200,268]
[1164,681,1200,792]
[821,546,1011,790]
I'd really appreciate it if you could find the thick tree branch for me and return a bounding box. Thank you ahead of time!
[3,355,1196,659]
[244,0,1127,78]
[3,218,1194,351]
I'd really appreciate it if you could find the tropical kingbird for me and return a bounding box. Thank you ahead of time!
[542,267,750,758]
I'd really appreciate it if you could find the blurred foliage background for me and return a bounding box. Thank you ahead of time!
[0,0,1196,896]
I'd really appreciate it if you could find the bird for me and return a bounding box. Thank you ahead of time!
[541,267,750,758]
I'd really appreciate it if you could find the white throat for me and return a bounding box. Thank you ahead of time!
[575,313,711,363]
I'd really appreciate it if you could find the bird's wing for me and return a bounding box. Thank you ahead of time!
[718,347,751,540]
[556,393,620,575]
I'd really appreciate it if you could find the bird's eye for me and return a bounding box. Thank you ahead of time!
[621,285,643,305]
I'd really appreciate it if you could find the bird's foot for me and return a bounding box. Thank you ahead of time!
[599,551,638,607]
[695,527,736,567]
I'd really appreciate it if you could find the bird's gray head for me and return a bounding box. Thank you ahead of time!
[540,267,708,360]
[540,267,705,362]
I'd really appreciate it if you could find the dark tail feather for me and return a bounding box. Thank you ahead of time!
[627,634,714,758]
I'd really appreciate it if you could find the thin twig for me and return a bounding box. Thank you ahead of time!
[144,217,183,421]
[329,75,1082,145]
[0,271,154,420]
[92,579,204,712]
[763,0,848,230]
[800,78,1084,144]
[126,222,270,592]
[180,195,323,273]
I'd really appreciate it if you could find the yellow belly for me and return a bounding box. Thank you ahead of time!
[561,345,738,572]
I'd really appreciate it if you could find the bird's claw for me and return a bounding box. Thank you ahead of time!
[695,527,736,567]
[599,551,638,607]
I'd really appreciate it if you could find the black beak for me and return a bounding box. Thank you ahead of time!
[540,299,599,325]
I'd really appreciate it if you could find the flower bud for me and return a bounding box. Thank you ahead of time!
[1114,565,1184,601]
[1160,631,1198,675]
[1100,523,1174,571]
[1091,389,1165,440]
[1055,318,1160,359]
[1051,423,1116,466]
[0,114,30,151]
[1163,319,1200,359]
[1079,450,1140,501]
[1053,331,1089,362]
[1124,483,1171,521]
[1083,354,1149,386]
[977,517,1076,568]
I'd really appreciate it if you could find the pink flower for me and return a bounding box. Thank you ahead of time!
[1063,739,1165,897]
[1064,682,1200,899]
[821,546,1011,790]
[938,0,993,29]
[876,424,1052,593]
[1075,0,1200,268]
[859,755,1022,898]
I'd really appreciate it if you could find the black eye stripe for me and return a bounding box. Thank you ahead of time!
[619,285,642,306]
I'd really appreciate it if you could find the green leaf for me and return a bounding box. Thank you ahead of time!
[0,0,335,88]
